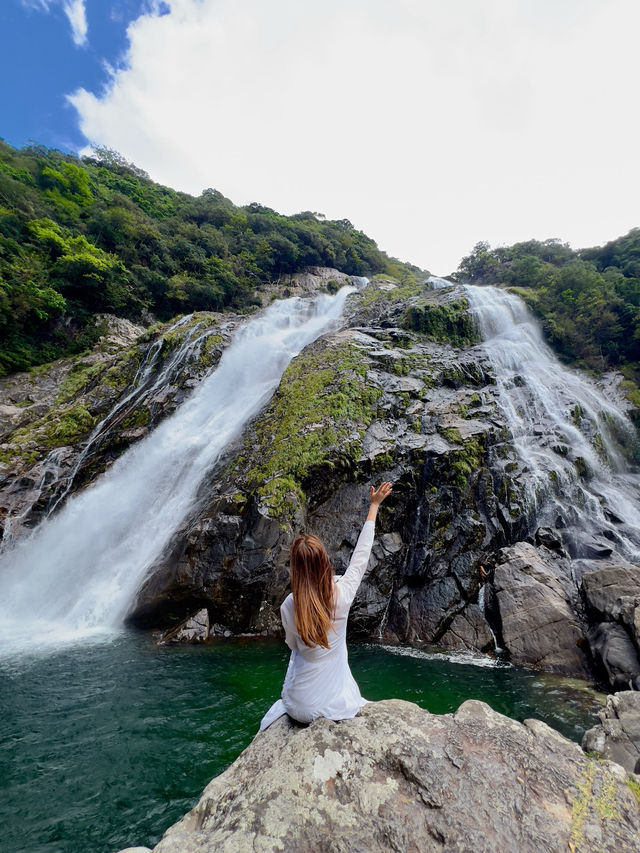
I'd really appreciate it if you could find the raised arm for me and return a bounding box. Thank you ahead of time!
[338,482,392,606]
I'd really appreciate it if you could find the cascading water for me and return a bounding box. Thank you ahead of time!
[0,287,356,652]
[463,283,640,563]
[0,314,230,547]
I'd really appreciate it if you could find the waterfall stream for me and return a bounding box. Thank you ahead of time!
[463,283,640,563]
[1,314,233,546]
[0,287,356,651]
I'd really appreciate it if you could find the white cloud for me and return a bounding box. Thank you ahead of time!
[23,0,88,46]
[62,0,88,47]
[69,0,640,273]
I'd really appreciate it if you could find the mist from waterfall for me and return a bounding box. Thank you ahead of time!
[0,287,355,652]
[464,283,640,563]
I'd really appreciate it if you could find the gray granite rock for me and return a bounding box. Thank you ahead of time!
[158,609,209,645]
[582,566,640,624]
[115,848,152,853]
[492,541,590,676]
[438,602,496,652]
[149,699,640,853]
[586,622,640,691]
[583,690,640,773]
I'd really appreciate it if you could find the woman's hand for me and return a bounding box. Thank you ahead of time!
[366,482,392,522]
[370,482,392,505]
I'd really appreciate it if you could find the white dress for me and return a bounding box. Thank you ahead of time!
[259,520,375,730]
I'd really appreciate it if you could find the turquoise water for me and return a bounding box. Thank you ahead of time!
[0,634,604,853]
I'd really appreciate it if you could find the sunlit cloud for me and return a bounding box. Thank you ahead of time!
[68,0,640,273]
[23,0,88,47]
[62,0,88,46]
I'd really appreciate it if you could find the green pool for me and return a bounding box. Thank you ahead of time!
[0,633,604,853]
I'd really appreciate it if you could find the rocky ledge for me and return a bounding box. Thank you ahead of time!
[120,699,640,853]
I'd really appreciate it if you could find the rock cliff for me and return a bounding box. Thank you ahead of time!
[130,276,526,657]
[127,699,640,853]
[3,269,640,687]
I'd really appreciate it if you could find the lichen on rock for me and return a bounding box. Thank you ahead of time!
[144,699,640,853]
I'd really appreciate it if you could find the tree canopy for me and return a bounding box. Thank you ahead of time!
[0,140,423,374]
[455,233,640,383]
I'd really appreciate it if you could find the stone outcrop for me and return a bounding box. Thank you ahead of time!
[587,623,640,692]
[583,691,640,773]
[490,541,591,676]
[158,608,209,645]
[139,699,640,853]
[582,567,640,689]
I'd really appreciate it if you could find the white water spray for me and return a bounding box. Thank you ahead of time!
[0,288,356,651]
[464,284,640,562]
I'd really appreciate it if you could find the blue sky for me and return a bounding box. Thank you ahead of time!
[0,1,638,274]
[0,1,165,151]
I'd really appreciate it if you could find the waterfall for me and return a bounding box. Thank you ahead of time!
[1,314,231,547]
[0,287,356,652]
[464,284,640,563]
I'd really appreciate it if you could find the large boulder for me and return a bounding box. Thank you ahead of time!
[491,542,591,676]
[587,622,640,692]
[582,566,640,625]
[437,602,496,652]
[583,691,640,773]
[148,699,640,853]
[580,567,640,690]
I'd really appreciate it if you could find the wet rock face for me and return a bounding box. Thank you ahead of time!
[148,699,640,853]
[129,281,525,647]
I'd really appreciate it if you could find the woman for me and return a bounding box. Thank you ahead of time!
[260,482,392,730]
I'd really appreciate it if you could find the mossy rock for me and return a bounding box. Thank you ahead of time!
[241,339,382,517]
[402,299,479,347]
[357,277,425,307]
[121,406,150,429]
[55,360,109,404]
[43,404,96,446]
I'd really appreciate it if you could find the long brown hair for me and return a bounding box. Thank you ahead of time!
[289,534,336,648]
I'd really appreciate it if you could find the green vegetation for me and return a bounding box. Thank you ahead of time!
[0,140,423,375]
[121,406,150,429]
[625,776,640,806]
[403,298,479,346]
[0,401,96,464]
[55,359,108,404]
[569,761,621,851]
[437,426,463,444]
[243,342,381,515]
[455,234,640,393]
[357,275,425,307]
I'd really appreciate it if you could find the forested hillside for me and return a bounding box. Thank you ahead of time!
[0,140,422,374]
[455,233,640,391]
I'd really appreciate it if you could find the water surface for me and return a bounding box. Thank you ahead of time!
[0,634,603,853]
